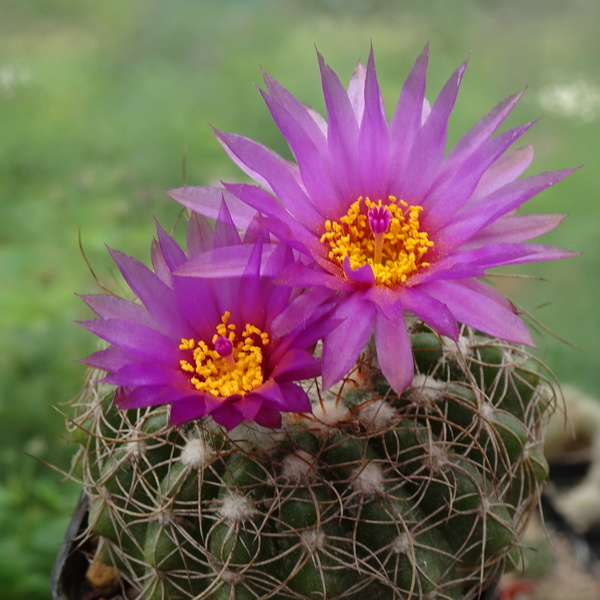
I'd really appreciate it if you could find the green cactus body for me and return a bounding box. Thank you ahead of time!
[69,325,554,599]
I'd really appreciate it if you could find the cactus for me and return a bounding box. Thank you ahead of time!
[68,324,553,600]
[66,45,574,600]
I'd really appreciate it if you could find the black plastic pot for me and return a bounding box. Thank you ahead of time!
[50,492,91,600]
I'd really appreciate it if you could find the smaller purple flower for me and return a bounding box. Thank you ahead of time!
[78,205,329,430]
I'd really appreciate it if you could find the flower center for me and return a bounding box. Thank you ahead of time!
[320,196,434,288]
[178,311,269,397]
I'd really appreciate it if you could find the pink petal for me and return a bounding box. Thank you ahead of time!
[389,45,429,189]
[155,220,187,270]
[463,213,567,248]
[78,318,178,363]
[117,385,185,410]
[364,286,404,322]
[398,61,467,203]
[271,349,320,382]
[321,292,376,389]
[235,395,264,422]
[215,130,325,229]
[167,186,257,230]
[186,212,214,257]
[347,61,367,122]
[105,362,183,387]
[108,248,191,340]
[359,48,390,197]
[169,395,207,425]
[469,145,534,204]
[224,182,326,252]
[79,346,137,371]
[374,311,414,395]
[150,238,172,286]
[176,244,278,278]
[253,406,283,429]
[238,236,264,326]
[423,122,534,231]
[454,278,516,312]
[431,90,524,192]
[261,89,342,218]
[262,70,328,149]
[271,286,335,337]
[399,286,459,339]
[275,260,352,292]
[210,402,245,430]
[213,197,242,248]
[265,382,312,413]
[342,256,376,286]
[216,135,274,193]
[436,168,577,252]
[418,279,536,346]
[318,51,361,199]
[78,294,156,328]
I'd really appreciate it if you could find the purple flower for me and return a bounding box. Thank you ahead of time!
[78,207,330,430]
[168,47,578,395]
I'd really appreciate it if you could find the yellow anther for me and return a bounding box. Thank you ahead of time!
[320,196,433,289]
[180,360,196,373]
[179,338,195,350]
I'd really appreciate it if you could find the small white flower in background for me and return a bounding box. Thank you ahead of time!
[0,63,31,99]
[538,79,600,123]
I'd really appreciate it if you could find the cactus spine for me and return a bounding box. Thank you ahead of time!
[69,323,553,600]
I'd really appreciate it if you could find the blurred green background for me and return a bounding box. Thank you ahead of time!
[1,0,598,597]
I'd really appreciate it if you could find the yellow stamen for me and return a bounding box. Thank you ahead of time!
[320,195,434,288]
[178,312,269,397]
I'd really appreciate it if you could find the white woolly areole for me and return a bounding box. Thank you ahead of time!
[351,461,385,497]
[302,369,369,409]
[481,498,491,515]
[228,422,283,452]
[425,444,450,472]
[357,399,396,431]
[219,492,257,523]
[180,438,214,468]
[480,402,496,422]
[125,439,146,458]
[409,374,446,405]
[301,528,326,551]
[281,450,317,483]
[157,510,174,526]
[392,532,411,554]
[441,334,472,361]
[221,570,242,584]
[306,399,351,437]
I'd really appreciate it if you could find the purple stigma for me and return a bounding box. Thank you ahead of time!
[367,204,392,235]
[214,336,233,358]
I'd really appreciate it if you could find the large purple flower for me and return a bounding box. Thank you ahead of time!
[78,207,329,430]
[169,47,577,395]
